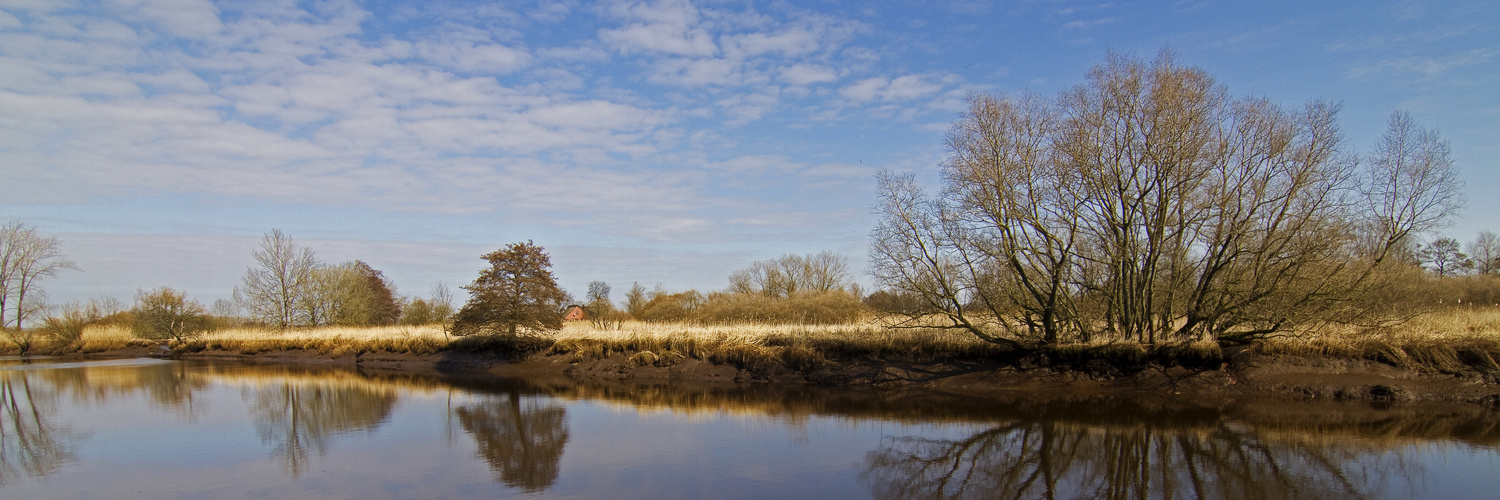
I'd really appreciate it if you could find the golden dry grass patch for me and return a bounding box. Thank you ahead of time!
[1254,308,1500,371]
[48,308,1500,373]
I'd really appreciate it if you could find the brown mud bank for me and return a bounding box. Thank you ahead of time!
[121,342,1500,407]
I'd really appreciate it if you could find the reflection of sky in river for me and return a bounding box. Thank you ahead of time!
[2,359,1498,499]
[1413,445,1500,500]
[557,402,984,499]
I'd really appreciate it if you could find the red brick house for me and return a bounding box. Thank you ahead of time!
[563,305,587,321]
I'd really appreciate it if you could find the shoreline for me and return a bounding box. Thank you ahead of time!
[30,343,1499,406]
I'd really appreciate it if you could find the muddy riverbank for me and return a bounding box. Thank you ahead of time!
[45,344,1478,406]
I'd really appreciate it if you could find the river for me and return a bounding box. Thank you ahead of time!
[1,356,1497,499]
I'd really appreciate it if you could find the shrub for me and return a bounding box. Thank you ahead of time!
[1443,275,1500,308]
[42,305,91,349]
[863,289,931,316]
[635,291,705,323]
[692,290,866,325]
[131,287,210,343]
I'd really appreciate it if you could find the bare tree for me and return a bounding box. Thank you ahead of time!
[585,281,611,306]
[235,229,319,330]
[872,52,1458,346]
[1361,110,1465,261]
[430,282,456,325]
[624,282,647,319]
[1469,231,1500,275]
[802,251,853,292]
[210,298,241,319]
[583,280,622,329]
[871,171,1024,347]
[132,287,209,344]
[0,222,78,337]
[295,263,342,327]
[728,251,852,298]
[1420,237,1471,277]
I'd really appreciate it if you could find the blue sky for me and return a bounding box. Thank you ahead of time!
[2,0,1497,306]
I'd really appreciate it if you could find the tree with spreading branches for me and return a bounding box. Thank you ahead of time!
[452,241,569,336]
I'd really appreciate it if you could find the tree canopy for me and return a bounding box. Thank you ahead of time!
[452,241,569,336]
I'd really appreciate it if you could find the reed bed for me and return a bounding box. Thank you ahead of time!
[1254,308,1500,372]
[30,307,1500,374]
[73,324,452,356]
[189,324,452,356]
[548,320,1003,367]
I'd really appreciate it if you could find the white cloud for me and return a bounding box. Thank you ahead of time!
[649,57,741,86]
[600,22,717,57]
[838,72,962,104]
[104,0,225,39]
[1062,17,1114,30]
[530,1,573,23]
[884,74,945,100]
[416,40,531,74]
[716,91,779,123]
[526,100,666,130]
[724,26,821,57]
[838,77,885,101]
[598,0,717,57]
[1348,48,1496,79]
[779,63,840,85]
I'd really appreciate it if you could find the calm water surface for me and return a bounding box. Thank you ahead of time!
[1,355,1497,499]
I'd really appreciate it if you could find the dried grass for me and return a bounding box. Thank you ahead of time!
[30,308,1500,374]
[1255,308,1500,372]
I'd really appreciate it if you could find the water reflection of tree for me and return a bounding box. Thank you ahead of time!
[862,419,1414,500]
[33,363,210,417]
[454,391,569,492]
[0,373,77,484]
[245,382,396,477]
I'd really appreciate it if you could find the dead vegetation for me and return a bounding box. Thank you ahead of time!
[6,308,1498,379]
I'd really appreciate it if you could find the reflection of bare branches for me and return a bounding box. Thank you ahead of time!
[454,391,568,492]
[245,382,395,477]
[0,373,77,484]
[134,363,210,416]
[33,362,209,418]
[863,419,1417,500]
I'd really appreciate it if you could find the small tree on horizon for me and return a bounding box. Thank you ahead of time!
[1420,237,1471,277]
[132,287,209,344]
[1469,231,1500,275]
[452,241,569,336]
[623,282,647,319]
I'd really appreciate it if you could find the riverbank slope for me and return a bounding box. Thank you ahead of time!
[121,342,1499,406]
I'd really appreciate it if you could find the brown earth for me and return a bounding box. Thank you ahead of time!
[73,344,1490,407]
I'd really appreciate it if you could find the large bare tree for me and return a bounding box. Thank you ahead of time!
[1362,111,1465,262]
[235,229,319,330]
[872,52,1462,346]
[0,222,77,337]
